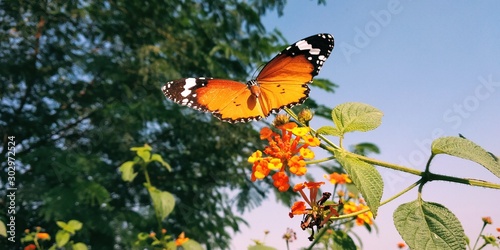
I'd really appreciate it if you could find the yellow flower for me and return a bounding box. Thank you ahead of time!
[268,158,283,170]
[291,127,310,136]
[300,148,315,159]
[248,150,263,163]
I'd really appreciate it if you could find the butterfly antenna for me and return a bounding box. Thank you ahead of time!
[250,63,266,79]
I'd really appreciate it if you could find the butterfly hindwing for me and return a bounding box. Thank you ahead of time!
[162,33,335,123]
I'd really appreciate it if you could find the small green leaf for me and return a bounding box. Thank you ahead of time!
[130,144,152,152]
[335,152,383,217]
[181,239,205,250]
[248,245,278,250]
[66,220,82,232]
[149,188,175,220]
[151,153,172,171]
[331,102,383,135]
[432,136,500,178]
[317,125,342,137]
[118,161,137,182]
[0,220,6,237]
[394,199,466,250]
[332,230,357,250]
[56,230,71,247]
[137,149,151,163]
[56,221,68,230]
[137,232,149,241]
[72,242,88,250]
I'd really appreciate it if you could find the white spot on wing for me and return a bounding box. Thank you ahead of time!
[180,78,197,97]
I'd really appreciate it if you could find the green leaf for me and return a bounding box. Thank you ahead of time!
[56,230,71,247]
[137,149,151,163]
[332,230,357,250]
[393,199,466,250]
[56,220,82,234]
[331,102,383,135]
[0,220,6,237]
[248,245,278,250]
[182,239,205,250]
[431,136,500,178]
[118,161,138,182]
[148,188,175,221]
[335,152,383,217]
[317,125,342,137]
[151,153,172,171]
[66,220,83,232]
[72,242,88,250]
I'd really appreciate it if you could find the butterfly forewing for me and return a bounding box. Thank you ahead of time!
[162,33,335,123]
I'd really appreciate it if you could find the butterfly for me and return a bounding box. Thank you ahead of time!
[162,33,334,123]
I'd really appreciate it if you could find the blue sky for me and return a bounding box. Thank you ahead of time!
[232,1,500,249]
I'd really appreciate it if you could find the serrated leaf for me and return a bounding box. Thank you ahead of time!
[432,136,500,178]
[118,161,137,182]
[72,242,88,250]
[394,199,466,250]
[335,153,383,217]
[331,102,383,135]
[317,125,342,137]
[56,230,71,247]
[149,188,175,220]
[151,153,172,171]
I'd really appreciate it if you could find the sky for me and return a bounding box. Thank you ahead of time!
[231,1,500,249]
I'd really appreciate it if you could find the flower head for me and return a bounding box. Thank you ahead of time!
[342,201,374,226]
[249,123,320,191]
[289,181,339,241]
[36,232,50,240]
[482,216,493,225]
[324,172,352,185]
[282,228,297,242]
[175,232,189,246]
[397,242,406,249]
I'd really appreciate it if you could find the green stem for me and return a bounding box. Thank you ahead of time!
[343,151,423,176]
[472,222,487,250]
[284,108,340,150]
[142,162,163,235]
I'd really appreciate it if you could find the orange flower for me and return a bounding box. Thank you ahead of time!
[342,201,373,226]
[324,172,352,185]
[249,123,320,191]
[24,244,36,250]
[482,216,493,224]
[36,232,50,240]
[272,172,290,192]
[289,181,339,241]
[397,242,406,248]
[175,232,189,246]
[149,232,156,238]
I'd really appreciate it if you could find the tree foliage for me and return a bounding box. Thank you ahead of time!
[0,0,334,248]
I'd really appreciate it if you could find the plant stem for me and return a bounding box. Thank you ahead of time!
[472,222,487,250]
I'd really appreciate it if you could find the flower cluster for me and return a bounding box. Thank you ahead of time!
[289,181,339,241]
[342,200,374,226]
[248,122,320,191]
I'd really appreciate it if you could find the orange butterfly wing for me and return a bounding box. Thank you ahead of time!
[162,78,267,122]
[162,33,334,123]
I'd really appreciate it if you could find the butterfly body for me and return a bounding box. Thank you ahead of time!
[162,33,334,123]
